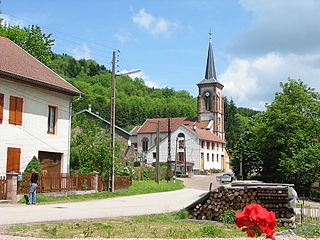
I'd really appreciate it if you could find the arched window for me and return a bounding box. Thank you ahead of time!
[204,91,211,111]
[177,133,185,149]
[141,137,149,152]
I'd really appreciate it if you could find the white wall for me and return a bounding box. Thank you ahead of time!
[200,142,225,170]
[145,126,200,169]
[0,78,72,175]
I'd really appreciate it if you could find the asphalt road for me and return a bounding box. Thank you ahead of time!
[178,173,223,191]
[0,188,206,225]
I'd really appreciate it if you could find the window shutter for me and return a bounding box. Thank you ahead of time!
[9,96,16,124]
[15,97,23,126]
[6,147,21,172]
[0,93,3,124]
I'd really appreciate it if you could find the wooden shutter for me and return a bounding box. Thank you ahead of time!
[6,147,21,172]
[0,93,3,124]
[15,97,23,126]
[9,96,16,124]
[9,96,23,125]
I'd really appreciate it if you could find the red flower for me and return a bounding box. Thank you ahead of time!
[235,203,276,240]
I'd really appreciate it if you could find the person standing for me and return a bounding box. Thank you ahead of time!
[28,168,38,205]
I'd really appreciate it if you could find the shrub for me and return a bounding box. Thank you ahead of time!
[133,166,172,181]
[210,168,222,174]
[310,188,320,201]
[219,210,237,224]
[24,156,42,173]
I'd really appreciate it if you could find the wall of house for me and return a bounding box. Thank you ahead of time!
[145,126,200,169]
[0,78,72,175]
[200,141,226,170]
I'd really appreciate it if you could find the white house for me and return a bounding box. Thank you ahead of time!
[0,36,82,175]
[130,38,230,172]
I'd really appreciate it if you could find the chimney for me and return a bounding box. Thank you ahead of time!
[88,104,92,112]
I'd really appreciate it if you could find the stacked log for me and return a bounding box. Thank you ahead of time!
[187,183,295,227]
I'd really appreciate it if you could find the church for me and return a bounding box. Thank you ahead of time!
[130,38,230,173]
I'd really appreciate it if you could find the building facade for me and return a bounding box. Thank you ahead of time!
[0,37,81,175]
[130,38,230,172]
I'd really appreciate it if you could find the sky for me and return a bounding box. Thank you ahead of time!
[1,0,320,110]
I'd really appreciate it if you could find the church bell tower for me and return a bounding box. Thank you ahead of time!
[197,35,225,139]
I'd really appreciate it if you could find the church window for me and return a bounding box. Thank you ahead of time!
[142,138,149,152]
[177,133,185,149]
[204,91,211,111]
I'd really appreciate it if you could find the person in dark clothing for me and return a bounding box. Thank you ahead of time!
[28,168,38,205]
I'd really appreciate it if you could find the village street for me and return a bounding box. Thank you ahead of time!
[0,174,222,225]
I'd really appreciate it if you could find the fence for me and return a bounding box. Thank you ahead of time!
[98,176,132,192]
[0,176,6,200]
[17,172,94,194]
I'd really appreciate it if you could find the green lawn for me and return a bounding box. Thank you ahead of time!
[4,211,248,239]
[19,180,184,204]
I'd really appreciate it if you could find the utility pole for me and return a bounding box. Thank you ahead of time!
[174,137,178,183]
[109,50,116,192]
[155,120,160,183]
[184,146,187,175]
[167,118,172,181]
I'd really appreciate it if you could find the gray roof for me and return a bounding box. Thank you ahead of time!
[198,40,221,85]
[76,109,131,137]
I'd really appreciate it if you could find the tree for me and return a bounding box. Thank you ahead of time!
[0,22,54,66]
[231,129,262,179]
[70,115,122,176]
[24,156,42,173]
[254,79,320,187]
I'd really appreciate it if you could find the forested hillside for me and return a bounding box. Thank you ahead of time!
[0,21,259,151]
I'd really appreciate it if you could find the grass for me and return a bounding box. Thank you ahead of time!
[4,210,249,239]
[295,218,320,238]
[4,210,296,239]
[18,180,184,204]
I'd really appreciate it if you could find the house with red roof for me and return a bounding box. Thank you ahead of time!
[0,37,82,175]
[130,38,230,173]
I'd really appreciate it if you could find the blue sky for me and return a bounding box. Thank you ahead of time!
[1,0,320,110]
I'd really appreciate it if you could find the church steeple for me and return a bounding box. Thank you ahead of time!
[197,34,225,139]
[204,37,217,81]
[198,34,219,85]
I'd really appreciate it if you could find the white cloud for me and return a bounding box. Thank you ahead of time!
[220,52,320,110]
[114,30,132,43]
[71,43,91,60]
[132,8,178,36]
[145,80,161,89]
[0,13,24,26]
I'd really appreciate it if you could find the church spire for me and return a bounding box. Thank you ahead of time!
[198,33,218,84]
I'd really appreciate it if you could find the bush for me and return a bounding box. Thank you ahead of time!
[219,210,237,224]
[310,188,320,201]
[133,166,173,181]
[210,168,222,174]
[24,156,42,173]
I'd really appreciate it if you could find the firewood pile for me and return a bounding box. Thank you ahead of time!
[186,181,296,227]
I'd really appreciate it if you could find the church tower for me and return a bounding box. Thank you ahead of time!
[197,36,225,140]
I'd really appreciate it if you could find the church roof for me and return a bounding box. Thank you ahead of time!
[185,125,225,143]
[137,117,197,134]
[198,38,223,86]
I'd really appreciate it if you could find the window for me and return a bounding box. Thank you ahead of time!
[212,154,214,162]
[6,147,21,172]
[207,153,209,162]
[178,133,185,149]
[9,96,23,126]
[153,152,156,159]
[201,141,205,148]
[142,138,149,152]
[207,141,210,150]
[216,154,219,162]
[0,93,3,124]
[48,106,57,134]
